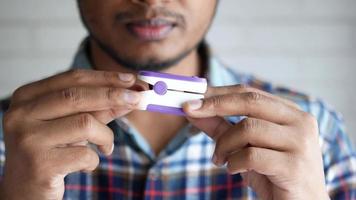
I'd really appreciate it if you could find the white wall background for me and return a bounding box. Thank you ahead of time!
[0,0,355,144]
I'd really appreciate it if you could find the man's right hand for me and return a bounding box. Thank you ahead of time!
[0,69,141,200]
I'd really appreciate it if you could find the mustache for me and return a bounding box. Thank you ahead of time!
[115,7,186,26]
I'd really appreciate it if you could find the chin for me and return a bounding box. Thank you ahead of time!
[125,55,174,66]
[125,47,180,61]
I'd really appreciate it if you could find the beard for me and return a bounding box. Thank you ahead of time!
[78,1,217,72]
[89,33,202,72]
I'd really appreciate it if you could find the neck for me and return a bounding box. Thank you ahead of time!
[90,39,201,155]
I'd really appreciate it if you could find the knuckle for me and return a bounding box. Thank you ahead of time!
[298,134,313,151]
[13,128,40,153]
[61,87,82,106]
[210,96,223,108]
[12,85,27,100]
[81,148,95,162]
[227,93,240,104]
[27,152,47,176]
[3,109,19,132]
[288,100,301,110]
[240,118,259,133]
[234,84,250,91]
[3,107,28,135]
[298,112,319,137]
[81,148,99,170]
[105,87,119,101]
[68,69,87,83]
[245,148,260,166]
[294,124,315,152]
[244,92,262,105]
[303,112,318,128]
[103,71,118,83]
[16,132,36,150]
[76,113,95,132]
[3,114,39,150]
[108,108,122,119]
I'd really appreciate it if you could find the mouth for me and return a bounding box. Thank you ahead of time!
[126,18,177,41]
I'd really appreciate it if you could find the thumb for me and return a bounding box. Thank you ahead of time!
[186,116,233,141]
[241,171,273,199]
[91,108,133,124]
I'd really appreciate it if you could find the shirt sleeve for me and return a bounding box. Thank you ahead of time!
[313,101,356,200]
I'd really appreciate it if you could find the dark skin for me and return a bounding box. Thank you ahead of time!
[81,0,215,153]
[89,39,198,155]
[0,0,329,199]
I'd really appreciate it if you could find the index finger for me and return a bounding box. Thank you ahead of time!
[187,116,233,141]
[25,86,141,121]
[205,85,300,110]
[12,69,137,105]
[184,92,302,125]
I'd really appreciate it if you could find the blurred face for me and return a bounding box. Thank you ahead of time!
[78,0,217,71]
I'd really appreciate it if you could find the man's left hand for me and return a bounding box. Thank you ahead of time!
[183,85,329,200]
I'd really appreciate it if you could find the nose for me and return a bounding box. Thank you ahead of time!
[131,0,171,6]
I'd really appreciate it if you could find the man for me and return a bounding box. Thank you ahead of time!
[0,0,355,199]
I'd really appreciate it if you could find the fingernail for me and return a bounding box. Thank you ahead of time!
[212,154,219,165]
[119,73,134,82]
[187,99,203,110]
[124,90,141,104]
[110,143,115,154]
[213,154,226,167]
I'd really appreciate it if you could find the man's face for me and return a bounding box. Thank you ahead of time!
[78,0,217,71]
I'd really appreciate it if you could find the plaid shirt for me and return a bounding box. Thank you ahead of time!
[0,40,355,200]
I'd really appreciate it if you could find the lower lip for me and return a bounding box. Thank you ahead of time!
[127,24,174,41]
